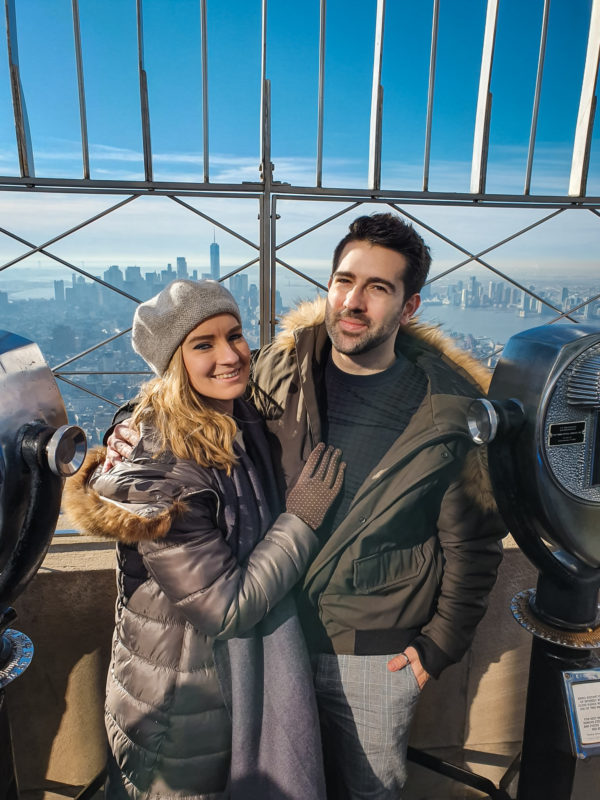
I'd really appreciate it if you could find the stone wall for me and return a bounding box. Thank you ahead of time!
[7,537,537,799]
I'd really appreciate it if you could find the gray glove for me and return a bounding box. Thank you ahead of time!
[286,443,345,530]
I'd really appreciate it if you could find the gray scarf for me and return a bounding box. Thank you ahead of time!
[214,400,326,800]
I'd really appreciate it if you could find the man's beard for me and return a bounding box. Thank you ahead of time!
[325,303,399,356]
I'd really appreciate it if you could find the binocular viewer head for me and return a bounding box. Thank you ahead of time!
[468,323,600,628]
[0,330,87,629]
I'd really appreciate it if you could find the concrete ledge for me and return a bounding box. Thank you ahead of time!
[7,535,537,799]
[9,536,116,792]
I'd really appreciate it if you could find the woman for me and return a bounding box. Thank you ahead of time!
[63,279,344,800]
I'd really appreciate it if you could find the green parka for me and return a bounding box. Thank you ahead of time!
[251,299,506,678]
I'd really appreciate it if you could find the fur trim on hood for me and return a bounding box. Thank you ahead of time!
[62,447,186,544]
[273,297,492,392]
[271,299,499,516]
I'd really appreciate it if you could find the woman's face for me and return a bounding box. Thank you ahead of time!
[181,313,250,414]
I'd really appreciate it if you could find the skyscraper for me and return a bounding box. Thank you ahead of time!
[210,238,220,281]
[176,257,188,279]
[54,279,65,305]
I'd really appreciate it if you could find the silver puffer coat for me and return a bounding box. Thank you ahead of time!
[63,401,318,799]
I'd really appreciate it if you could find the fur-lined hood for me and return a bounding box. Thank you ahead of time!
[62,446,191,545]
[271,297,492,393]
[259,298,498,515]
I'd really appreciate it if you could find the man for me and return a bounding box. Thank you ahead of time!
[107,213,505,799]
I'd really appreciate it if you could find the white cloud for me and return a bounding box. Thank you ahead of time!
[0,139,598,287]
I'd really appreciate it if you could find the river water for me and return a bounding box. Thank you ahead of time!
[417,303,562,344]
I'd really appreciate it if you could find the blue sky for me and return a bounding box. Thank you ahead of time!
[0,0,598,287]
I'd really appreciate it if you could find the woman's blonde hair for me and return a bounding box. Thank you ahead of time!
[131,346,238,474]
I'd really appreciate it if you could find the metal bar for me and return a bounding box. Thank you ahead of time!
[470,0,499,194]
[275,255,328,292]
[168,195,260,249]
[423,0,439,192]
[499,752,521,791]
[407,747,512,800]
[568,0,600,197]
[524,0,550,195]
[52,328,133,371]
[368,0,385,191]
[270,194,277,335]
[259,77,273,346]
[5,0,34,177]
[0,175,263,193]
[259,0,268,176]
[269,184,600,204]
[0,182,594,208]
[71,0,90,179]
[0,194,139,273]
[54,374,119,407]
[276,201,362,249]
[220,255,260,283]
[548,287,600,324]
[0,171,598,206]
[316,0,326,187]
[136,0,153,182]
[389,203,577,320]
[200,0,209,182]
[0,225,142,303]
[73,768,107,800]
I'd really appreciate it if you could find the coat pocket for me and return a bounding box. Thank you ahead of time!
[352,545,425,594]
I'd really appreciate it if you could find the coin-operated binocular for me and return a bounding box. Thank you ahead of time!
[0,330,86,797]
[468,323,600,800]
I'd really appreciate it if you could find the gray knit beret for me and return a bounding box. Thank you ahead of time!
[132,279,241,375]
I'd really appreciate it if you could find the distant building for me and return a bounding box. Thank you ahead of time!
[210,242,220,281]
[230,273,248,299]
[176,257,188,279]
[104,265,124,286]
[161,263,176,284]
[54,280,65,305]
[125,266,142,282]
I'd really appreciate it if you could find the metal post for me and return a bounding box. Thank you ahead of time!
[200,0,210,183]
[316,0,326,187]
[5,0,34,178]
[136,0,153,183]
[524,0,550,195]
[423,0,439,192]
[568,0,600,197]
[470,0,499,195]
[368,0,385,191]
[259,0,273,346]
[71,0,90,180]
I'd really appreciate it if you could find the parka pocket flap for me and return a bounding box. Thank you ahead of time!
[352,546,425,594]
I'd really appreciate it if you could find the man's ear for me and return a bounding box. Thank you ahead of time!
[400,293,421,325]
[327,274,333,290]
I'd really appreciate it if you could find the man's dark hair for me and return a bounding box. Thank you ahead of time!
[331,213,431,299]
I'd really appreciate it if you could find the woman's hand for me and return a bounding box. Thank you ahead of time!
[102,420,140,472]
[286,443,345,530]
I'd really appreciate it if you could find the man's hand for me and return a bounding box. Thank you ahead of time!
[102,420,140,473]
[387,646,430,690]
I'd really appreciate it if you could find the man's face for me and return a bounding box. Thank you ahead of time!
[325,241,420,357]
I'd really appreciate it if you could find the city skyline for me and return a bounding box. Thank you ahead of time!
[0,1,598,282]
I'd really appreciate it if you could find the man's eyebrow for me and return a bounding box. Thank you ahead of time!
[334,270,398,292]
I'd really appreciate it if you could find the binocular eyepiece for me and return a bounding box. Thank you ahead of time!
[467,397,525,445]
[19,423,87,478]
